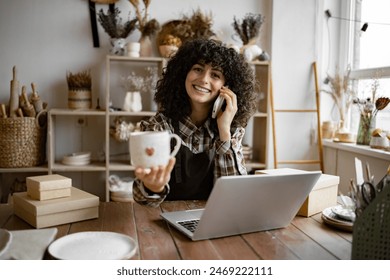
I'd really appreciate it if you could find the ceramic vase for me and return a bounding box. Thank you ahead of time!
[123,91,142,112]
[127,42,140,57]
[139,35,153,57]
[110,38,126,56]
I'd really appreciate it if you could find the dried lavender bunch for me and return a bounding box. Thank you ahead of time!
[233,13,265,45]
[98,7,137,39]
[67,70,92,91]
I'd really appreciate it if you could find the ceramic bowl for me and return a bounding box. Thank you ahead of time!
[370,136,389,149]
[62,152,91,166]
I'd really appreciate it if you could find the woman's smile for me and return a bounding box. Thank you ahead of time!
[193,85,211,94]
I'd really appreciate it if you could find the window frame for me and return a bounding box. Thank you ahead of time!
[340,0,390,132]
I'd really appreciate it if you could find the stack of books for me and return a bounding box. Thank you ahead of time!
[13,174,99,228]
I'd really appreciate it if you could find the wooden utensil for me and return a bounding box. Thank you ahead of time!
[9,66,20,118]
[31,82,43,113]
[0,104,7,118]
[21,85,36,117]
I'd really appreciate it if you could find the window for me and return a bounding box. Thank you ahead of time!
[348,0,390,133]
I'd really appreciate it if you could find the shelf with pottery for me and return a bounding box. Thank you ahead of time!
[104,55,167,201]
[47,108,106,173]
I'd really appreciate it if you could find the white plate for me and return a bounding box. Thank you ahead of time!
[331,205,356,222]
[62,152,91,165]
[48,231,137,260]
[0,229,12,260]
[62,159,91,166]
[63,152,91,160]
[322,207,353,226]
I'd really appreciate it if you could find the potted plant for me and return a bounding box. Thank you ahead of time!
[353,76,390,145]
[97,7,137,55]
[66,70,92,109]
[155,8,216,58]
[322,67,355,142]
[119,67,157,112]
[232,13,266,61]
[128,0,160,56]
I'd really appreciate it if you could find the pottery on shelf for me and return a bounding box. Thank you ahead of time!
[123,91,142,112]
[158,45,178,58]
[126,42,140,57]
[139,35,153,57]
[110,38,126,56]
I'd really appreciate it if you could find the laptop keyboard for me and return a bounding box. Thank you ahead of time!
[178,219,199,233]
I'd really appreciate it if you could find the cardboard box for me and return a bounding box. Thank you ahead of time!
[26,174,72,201]
[255,168,339,217]
[27,187,71,201]
[13,187,99,228]
[297,173,339,217]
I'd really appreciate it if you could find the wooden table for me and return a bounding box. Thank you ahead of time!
[0,201,352,260]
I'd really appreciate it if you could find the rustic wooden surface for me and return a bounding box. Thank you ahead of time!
[0,201,352,260]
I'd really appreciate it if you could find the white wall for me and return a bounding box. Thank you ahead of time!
[271,0,321,170]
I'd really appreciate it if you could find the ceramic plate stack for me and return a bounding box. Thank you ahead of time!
[62,152,91,166]
[321,205,354,232]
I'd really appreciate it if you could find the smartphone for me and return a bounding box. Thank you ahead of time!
[211,95,225,118]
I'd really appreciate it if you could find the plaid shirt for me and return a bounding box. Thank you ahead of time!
[133,112,247,207]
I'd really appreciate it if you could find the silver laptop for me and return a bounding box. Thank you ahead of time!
[160,171,321,241]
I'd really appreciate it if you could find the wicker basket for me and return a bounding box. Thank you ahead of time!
[351,176,390,260]
[0,116,46,168]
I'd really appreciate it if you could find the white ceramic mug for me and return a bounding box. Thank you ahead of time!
[129,131,181,168]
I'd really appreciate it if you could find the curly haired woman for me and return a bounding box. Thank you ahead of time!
[133,38,258,207]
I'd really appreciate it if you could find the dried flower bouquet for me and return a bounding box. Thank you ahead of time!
[233,13,265,45]
[97,7,137,39]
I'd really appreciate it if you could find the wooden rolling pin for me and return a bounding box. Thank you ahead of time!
[9,66,20,118]
[21,85,36,117]
[31,82,43,113]
[0,104,7,118]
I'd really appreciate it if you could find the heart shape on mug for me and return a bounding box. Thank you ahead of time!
[145,147,155,156]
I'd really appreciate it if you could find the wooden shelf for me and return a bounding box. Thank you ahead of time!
[0,165,48,173]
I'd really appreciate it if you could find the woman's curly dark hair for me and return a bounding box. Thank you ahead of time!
[154,38,257,131]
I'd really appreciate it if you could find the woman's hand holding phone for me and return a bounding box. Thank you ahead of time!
[213,86,238,141]
[211,95,225,118]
